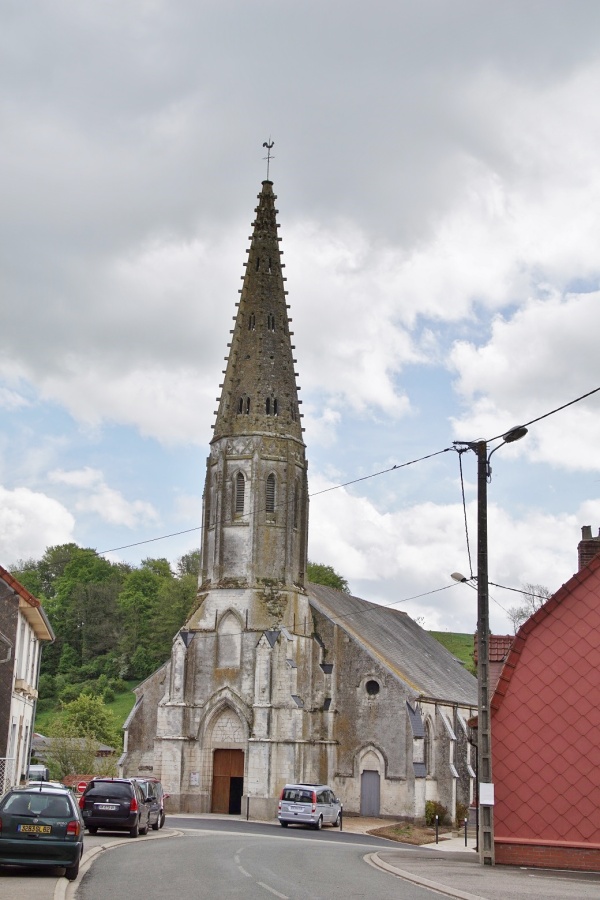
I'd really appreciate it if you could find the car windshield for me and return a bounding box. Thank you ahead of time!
[86,782,132,799]
[2,792,72,817]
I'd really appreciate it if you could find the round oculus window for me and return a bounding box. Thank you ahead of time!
[366,679,380,696]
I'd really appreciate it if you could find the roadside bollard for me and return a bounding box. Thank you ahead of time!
[339,806,343,832]
[464,817,468,846]
[435,814,439,843]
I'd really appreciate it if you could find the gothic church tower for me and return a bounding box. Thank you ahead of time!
[201,178,309,593]
[142,179,324,818]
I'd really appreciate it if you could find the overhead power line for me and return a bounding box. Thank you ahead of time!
[98,385,600,556]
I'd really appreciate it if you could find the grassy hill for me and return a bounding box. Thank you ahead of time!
[429,632,476,675]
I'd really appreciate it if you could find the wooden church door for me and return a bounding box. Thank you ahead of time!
[211,749,245,814]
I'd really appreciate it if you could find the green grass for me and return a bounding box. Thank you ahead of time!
[34,680,139,736]
[429,632,476,674]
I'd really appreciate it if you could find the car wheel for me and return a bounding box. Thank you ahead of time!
[65,852,80,882]
[333,812,341,827]
[280,821,289,828]
[313,816,323,830]
[159,811,165,829]
[139,820,149,835]
[87,826,98,835]
[129,822,139,838]
[152,818,160,831]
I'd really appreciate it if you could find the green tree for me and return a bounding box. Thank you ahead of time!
[307,561,350,593]
[60,693,122,749]
[176,549,201,578]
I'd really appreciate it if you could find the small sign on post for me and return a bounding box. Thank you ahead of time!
[77,781,88,793]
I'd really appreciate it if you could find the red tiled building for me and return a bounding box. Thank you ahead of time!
[491,527,600,871]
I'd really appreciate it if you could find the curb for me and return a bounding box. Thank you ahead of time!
[364,852,488,900]
[53,829,183,900]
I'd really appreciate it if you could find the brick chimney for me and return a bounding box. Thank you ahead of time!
[578,525,600,571]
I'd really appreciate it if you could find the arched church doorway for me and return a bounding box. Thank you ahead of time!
[211,749,244,814]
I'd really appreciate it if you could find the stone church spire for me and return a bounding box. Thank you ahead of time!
[213,180,303,442]
[200,180,308,593]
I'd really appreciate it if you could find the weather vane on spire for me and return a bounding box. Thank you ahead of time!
[262,139,274,180]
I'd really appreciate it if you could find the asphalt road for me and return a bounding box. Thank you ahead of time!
[76,825,437,900]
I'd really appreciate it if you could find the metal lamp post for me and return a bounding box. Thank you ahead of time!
[453,426,527,866]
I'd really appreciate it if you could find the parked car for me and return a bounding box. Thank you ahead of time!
[0,783,84,880]
[278,783,342,829]
[132,778,167,830]
[79,778,150,837]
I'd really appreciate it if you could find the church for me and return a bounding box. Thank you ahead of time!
[121,176,477,822]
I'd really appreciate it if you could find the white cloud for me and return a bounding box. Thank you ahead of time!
[49,468,159,528]
[307,475,598,632]
[0,486,75,565]
[449,293,600,469]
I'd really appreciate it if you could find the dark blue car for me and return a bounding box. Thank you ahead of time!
[0,784,84,880]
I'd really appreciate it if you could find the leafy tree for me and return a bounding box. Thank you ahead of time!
[507,583,552,633]
[60,693,122,749]
[307,561,350,593]
[176,549,201,578]
[46,721,118,780]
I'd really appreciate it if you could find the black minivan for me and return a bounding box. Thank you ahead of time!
[132,778,166,831]
[79,778,150,837]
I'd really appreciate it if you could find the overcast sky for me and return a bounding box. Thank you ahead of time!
[2,0,600,634]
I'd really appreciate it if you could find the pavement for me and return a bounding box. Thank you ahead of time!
[341,817,600,900]
[1,816,599,900]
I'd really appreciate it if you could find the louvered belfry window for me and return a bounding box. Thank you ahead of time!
[266,474,275,513]
[235,472,245,514]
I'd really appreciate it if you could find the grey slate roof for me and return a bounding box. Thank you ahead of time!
[307,583,477,706]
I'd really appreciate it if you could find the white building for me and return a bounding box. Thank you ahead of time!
[0,564,54,791]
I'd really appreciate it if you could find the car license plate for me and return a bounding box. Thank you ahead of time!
[290,806,304,812]
[19,824,52,834]
[96,803,118,811]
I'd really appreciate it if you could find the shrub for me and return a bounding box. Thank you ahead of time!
[456,801,469,823]
[58,682,85,704]
[38,674,55,699]
[425,800,450,826]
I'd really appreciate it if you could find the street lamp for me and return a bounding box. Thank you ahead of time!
[453,426,527,866]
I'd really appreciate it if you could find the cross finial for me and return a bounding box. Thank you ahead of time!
[262,139,275,180]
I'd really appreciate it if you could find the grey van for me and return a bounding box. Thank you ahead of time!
[278,783,342,829]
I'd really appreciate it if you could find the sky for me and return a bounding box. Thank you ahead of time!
[2,0,600,634]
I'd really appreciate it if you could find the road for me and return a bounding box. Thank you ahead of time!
[75,823,439,900]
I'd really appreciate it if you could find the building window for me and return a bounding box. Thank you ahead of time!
[238,396,251,415]
[424,720,432,774]
[248,313,256,330]
[266,396,278,416]
[366,679,380,696]
[235,473,245,515]
[293,480,300,529]
[266,474,275,514]
[267,313,275,331]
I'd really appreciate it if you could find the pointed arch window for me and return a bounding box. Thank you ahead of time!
[267,313,275,331]
[248,313,256,330]
[424,719,433,775]
[238,396,251,415]
[265,396,278,416]
[235,472,245,516]
[266,474,276,515]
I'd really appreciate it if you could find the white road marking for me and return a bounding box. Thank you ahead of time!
[257,882,288,898]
